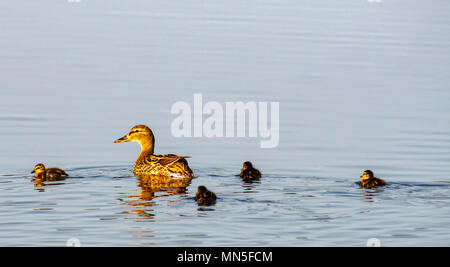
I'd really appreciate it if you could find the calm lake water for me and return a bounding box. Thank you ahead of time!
[1,0,450,246]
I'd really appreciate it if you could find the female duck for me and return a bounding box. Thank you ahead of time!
[195,185,217,205]
[114,124,195,178]
[31,163,68,179]
[360,170,386,189]
[240,161,261,180]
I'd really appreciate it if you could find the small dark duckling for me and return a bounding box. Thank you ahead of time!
[195,185,217,205]
[31,163,68,180]
[239,161,261,180]
[360,170,386,189]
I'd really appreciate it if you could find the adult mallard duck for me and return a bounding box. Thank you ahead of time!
[360,170,386,189]
[239,161,261,180]
[31,163,68,179]
[114,124,195,178]
[195,185,217,205]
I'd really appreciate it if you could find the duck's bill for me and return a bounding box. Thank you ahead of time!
[30,170,35,174]
[114,135,131,143]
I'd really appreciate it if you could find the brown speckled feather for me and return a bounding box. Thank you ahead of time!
[240,168,261,180]
[44,168,68,178]
[134,154,194,178]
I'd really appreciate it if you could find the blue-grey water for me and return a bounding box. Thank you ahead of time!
[1,0,450,246]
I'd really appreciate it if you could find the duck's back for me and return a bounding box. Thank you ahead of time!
[134,154,194,178]
[360,177,386,189]
[240,168,261,180]
[195,190,217,203]
[45,168,68,178]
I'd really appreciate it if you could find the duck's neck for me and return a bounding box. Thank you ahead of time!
[136,138,155,162]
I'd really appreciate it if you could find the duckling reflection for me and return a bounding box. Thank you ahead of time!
[359,170,386,189]
[195,186,217,206]
[33,180,67,191]
[362,188,385,202]
[239,161,261,183]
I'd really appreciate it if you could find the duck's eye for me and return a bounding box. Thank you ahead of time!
[130,130,139,134]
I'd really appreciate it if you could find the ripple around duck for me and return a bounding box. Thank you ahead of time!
[0,114,54,122]
[0,164,449,246]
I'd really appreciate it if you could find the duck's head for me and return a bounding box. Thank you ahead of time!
[360,170,374,180]
[31,163,45,175]
[114,125,155,146]
[197,185,208,195]
[242,161,254,170]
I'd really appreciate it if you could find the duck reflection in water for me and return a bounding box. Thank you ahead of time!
[137,175,192,201]
[118,175,192,220]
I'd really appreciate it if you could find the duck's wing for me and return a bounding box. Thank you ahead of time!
[240,168,261,179]
[145,154,191,165]
[360,178,386,189]
[253,168,262,178]
[374,177,386,186]
[144,154,193,177]
[46,168,68,178]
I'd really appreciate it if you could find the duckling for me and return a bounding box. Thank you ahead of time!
[114,124,195,178]
[360,170,386,189]
[195,185,217,205]
[240,161,261,180]
[31,163,68,180]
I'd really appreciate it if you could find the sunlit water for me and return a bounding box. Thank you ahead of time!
[1,0,450,246]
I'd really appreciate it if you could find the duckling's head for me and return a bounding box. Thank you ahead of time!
[242,161,254,170]
[114,125,155,147]
[31,163,46,175]
[361,170,374,180]
[197,185,208,195]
